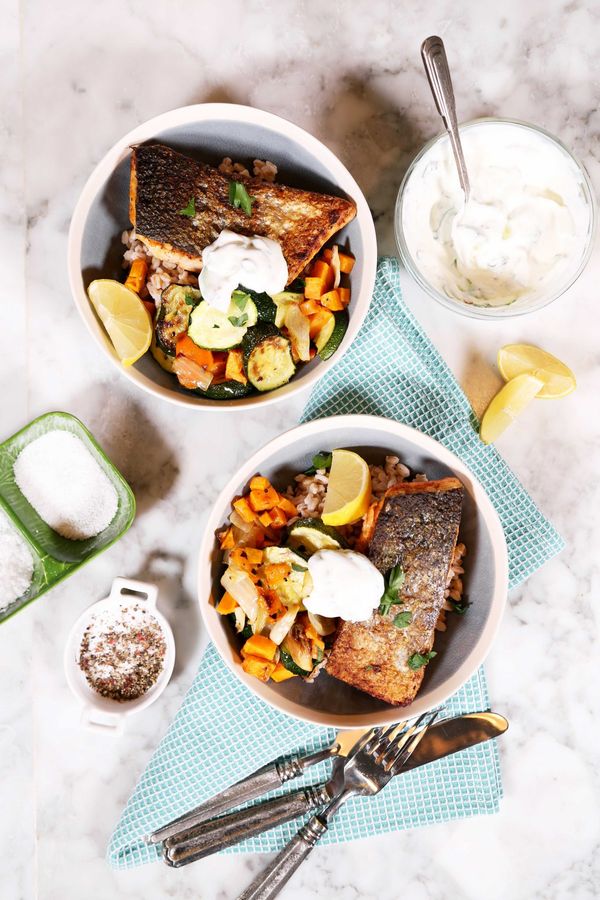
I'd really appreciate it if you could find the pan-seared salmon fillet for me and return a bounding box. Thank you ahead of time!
[129,144,357,283]
[326,478,464,706]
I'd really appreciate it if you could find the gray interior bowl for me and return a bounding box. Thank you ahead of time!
[68,104,377,409]
[198,414,508,728]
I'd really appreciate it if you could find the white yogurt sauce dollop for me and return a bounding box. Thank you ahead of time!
[199,229,288,311]
[401,121,591,307]
[305,549,384,623]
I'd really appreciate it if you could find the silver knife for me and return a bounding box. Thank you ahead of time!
[162,711,507,867]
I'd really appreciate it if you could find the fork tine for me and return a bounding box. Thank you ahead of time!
[377,717,423,769]
[368,722,403,756]
[388,708,442,771]
[346,726,382,762]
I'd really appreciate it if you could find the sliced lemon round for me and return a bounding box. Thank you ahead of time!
[480,373,545,444]
[321,449,372,526]
[87,279,152,366]
[497,344,576,399]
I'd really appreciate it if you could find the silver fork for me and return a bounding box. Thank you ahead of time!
[237,709,441,900]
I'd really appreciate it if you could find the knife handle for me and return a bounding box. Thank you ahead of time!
[163,784,330,867]
[237,815,329,900]
[148,747,334,844]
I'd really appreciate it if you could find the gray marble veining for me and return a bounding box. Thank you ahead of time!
[1,1,600,898]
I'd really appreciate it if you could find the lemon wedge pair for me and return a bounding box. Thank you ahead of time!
[87,280,152,366]
[480,344,576,444]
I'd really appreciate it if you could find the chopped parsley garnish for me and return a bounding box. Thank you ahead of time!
[304,451,333,475]
[378,564,405,616]
[228,180,255,216]
[393,611,412,629]
[178,197,196,217]
[231,290,250,311]
[228,313,249,328]
[449,598,470,615]
[291,563,307,572]
[184,291,197,306]
[407,651,437,671]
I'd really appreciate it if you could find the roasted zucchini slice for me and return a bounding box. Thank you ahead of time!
[317,309,349,360]
[280,626,313,675]
[287,518,346,554]
[240,287,278,324]
[243,323,295,392]
[202,379,254,401]
[188,297,258,350]
[155,285,201,355]
[150,335,176,373]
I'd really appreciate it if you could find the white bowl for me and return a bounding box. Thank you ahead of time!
[64,577,175,733]
[68,104,377,409]
[198,415,508,729]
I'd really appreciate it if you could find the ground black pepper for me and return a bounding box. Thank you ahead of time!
[78,603,167,701]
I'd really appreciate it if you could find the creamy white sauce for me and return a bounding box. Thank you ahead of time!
[305,549,384,623]
[401,122,592,307]
[199,229,288,311]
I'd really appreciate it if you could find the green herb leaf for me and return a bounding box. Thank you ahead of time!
[288,278,306,293]
[393,611,412,629]
[315,647,324,663]
[407,651,437,671]
[178,197,196,217]
[304,450,333,475]
[449,598,470,615]
[228,180,255,216]
[291,563,307,572]
[231,290,250,311]
[228,313,249,328]
[184,291,197,306]
[378,564,405,615]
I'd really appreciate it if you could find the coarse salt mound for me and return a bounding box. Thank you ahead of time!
[14,430,119,541]
[0,507,34,610]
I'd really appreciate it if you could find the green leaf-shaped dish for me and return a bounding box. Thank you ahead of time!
[0,411,135,624]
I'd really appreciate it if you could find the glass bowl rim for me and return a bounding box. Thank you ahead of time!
[394,116,597,320]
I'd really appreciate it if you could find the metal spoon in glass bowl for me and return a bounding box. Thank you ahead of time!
[421,35,471,202]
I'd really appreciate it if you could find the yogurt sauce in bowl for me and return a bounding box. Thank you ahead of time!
[397,119,595,316]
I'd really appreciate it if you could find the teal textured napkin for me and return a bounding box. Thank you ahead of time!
[107,257,563,869]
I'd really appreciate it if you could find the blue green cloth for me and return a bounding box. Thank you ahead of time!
[107,258,563,869]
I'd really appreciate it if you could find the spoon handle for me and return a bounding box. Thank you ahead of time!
[421,35,470,199]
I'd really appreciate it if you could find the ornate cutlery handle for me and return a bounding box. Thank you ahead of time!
[163,784,330,867]
[148,747,333,844]
[237,815,328,900]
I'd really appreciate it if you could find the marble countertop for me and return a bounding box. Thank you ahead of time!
[2,2,600,898]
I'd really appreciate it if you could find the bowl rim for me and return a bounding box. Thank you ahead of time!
[395,116,597,320]
[197,413,509,728]
[68,103,377,410]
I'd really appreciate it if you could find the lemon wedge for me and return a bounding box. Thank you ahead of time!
[321,449,372,526]
[87,279,152,366]
[480,373,545,444]
[497,344,576,399]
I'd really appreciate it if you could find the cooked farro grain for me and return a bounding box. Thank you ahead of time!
[121,230,197,303]
[253,159,278,181]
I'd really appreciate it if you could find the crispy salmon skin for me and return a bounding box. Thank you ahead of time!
[326,477,464,706]
[129,144,357,282]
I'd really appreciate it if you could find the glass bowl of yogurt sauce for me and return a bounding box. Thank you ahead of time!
[395,118,596,318]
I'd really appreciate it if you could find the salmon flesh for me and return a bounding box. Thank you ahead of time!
[129,143,357,283]
[326,477,464,706]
